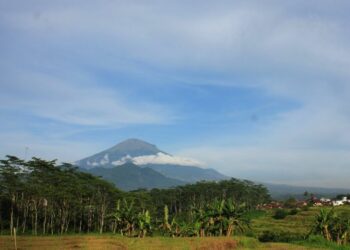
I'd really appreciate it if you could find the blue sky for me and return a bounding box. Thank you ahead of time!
[1,0,350,187]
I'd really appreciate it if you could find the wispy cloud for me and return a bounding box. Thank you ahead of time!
[111,152,204,167]
[0,68,170,126]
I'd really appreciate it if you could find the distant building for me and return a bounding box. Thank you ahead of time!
[332,196,348,206]
[320,198,331,202]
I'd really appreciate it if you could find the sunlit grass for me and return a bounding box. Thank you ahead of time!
[1,206,350,249]
[0,235,320,250]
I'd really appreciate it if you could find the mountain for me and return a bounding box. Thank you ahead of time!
[76,138,164,169]
[141,164,227,182]
[87,163,185,191]
[75,138,228,185]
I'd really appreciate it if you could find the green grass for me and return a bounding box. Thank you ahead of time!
[296,235,350,250]
[251,206,350,236]
[250,206,350,249]
[1,206,350,249]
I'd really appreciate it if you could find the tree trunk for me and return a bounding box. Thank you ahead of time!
[22,204,28,234]
[324,226,331,241]
[0,203,1,235]
[34,202,38,236]
[99,200,106,234]
[16,215,19,233]
[43,206,47,235]
[226,224,233,237]
[113,220,117,234]
[10,195,14,236]
[79,214,82,234]
[50,212,54,235]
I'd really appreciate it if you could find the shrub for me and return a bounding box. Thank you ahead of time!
[289,208,299,215]
[258,231,277,242]
[284,197,297,208]
[258,230,305,243]
[301,205,310,211]
[273,209,289,219]
[243,210,266,220]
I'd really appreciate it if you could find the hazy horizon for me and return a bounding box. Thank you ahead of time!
[1,1,350,188]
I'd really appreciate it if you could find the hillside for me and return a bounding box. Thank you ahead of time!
[142,163,228,182]
[87,162,186,191]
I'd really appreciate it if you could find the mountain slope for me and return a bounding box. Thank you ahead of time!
[87,163,186,191]
[142,164,228,182]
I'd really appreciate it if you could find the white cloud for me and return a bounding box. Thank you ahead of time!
[112,152,203,167]
[111,155,133,166]
[100,154,109,165]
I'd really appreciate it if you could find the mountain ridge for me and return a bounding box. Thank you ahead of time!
[86,162,186,191]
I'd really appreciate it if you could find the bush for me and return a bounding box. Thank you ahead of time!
[289,208,299,215]
[243,210,266,220]
[258,231,277,242]
[284,197,297,208]
[258,230,305,243]
[301,205,310,211]
[273,209,289,219]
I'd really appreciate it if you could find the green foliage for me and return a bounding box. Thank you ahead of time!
[289,208,299,215]
[302,205,310,211]
[273,209,289,220]
[309,209,350,245]
[284,197,297,208]
[302,235,350,250]
[258,230,305,243]
[243,210,266,220]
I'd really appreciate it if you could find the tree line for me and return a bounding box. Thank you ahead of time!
[0,155,270,237]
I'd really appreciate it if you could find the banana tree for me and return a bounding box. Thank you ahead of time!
[120,199,136,237]
[310,209,334,241]
[330,216,350,245]
[223,199,249,237]
[137,210,151,238]
[159,205,172,236]
[210,199,225,236]
[110,200,122,234]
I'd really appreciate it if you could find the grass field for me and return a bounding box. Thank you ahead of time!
[0,235,321,250]
[1,206,350,250]
[251,206,350,236]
